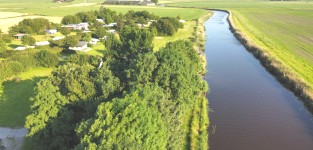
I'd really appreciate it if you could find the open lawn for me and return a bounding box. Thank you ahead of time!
[153,21,197,51]
[170,1,313,98]
[0,67,52,127]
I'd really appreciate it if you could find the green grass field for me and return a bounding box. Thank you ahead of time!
[169,1,313,98]
[0,67,52,127]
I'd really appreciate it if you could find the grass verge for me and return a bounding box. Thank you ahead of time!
[0,67,52,127]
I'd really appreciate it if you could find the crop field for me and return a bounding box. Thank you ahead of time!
[0,68,53,127]
[169,1,313,98]
[0,12,62,33]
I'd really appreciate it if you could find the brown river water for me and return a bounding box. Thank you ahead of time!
[206,11,313,150]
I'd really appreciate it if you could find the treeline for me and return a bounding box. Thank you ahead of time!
[0,50,58,81]
[25,27,208,149]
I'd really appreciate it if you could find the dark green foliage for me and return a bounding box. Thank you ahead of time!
[126,10,158,24]
[150,17,183,36]
[63,35,79,47]
[35,50,59,67]
[92,27,107,39]
[75,86,168,150]
[9,18,50,35]
[151,0,158,4]
[0,39,6,53]
[59,27,71,36]
[61,15,81,25]
[75,12,97,23]
[67,54,99,67]
[21,35,36,46]
[118,27,154,60]
[81,33,92,42]
[25,7,208,150]
[0,49,59,81]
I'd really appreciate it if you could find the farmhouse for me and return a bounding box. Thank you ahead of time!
[35,41,50,46]
[140,0,155,6]
[103,22,117,28]
[13,33,29,40]
[62,23,89,30]
[89,38,100,45]
[14,46,26,51]
[105,0,141,5]
[52,36,65,41]
[107,29,116,34]
[46,29,57,34]
[96,19,104,23]
[69,41,89,52]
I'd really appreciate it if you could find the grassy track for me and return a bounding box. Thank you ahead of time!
[169,1,313,99]
[0,67,52,127]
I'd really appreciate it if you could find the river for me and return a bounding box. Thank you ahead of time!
[0,127,27,150]
[205,11,313,150]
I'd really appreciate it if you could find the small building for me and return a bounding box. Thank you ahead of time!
[96,19,104,23]
[105,0,141,5]
[13,33,29,40]
[46,29,57,34]
[89,38,100,45]
[82,30,91,33]
[62,23,89,30]
[52,36,65,41]
[179,20,186,23]
[14,46,26,51]
[103,22,117,28]
[140,0,155,6]
[69,41,89,52]
[99,36,107,40]
[107,29,116,34]
[35,41,50,46]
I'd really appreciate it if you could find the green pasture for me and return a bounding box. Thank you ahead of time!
[170,1,313,94]
[0,67,53,127]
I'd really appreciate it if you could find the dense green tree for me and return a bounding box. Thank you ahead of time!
[75,12,97,23]
[75,85,168,150]
[0,39,6,53]
[21,35,36,46]
[150,17,183,36]
[92,27,106,39]
[35,50,59,67]
[59,27,71,36]
[61,15,81,25]
[81,33,92,42]
[63,35,79,47]
[152,0,158,4]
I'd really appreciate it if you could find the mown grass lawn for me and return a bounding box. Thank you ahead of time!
[0,67,52,127]
[153,21,196,51]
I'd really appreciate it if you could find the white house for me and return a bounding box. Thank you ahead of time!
[69,41,89,52]
[103,22,117,28]
[107,29,116,34]
[99,36,107,40]
[179,20,186,23]
[14,46,26,51]
[62,22,89,30]
[35,41,50,46]
[96,19,104,23]
[46,29,57,34]
[52,36,65,41]
[89,38,100,45]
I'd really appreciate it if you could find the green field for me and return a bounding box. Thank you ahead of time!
[169,1,313,99]
[0,68,52,127]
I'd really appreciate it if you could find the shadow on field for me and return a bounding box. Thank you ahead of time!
[0,77,46,127]
[8,44,20,49]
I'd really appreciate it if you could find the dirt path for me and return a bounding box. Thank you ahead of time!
[0,127,28,150]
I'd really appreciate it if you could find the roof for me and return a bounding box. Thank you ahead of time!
[75,41,88,47]
[13,33,28,37]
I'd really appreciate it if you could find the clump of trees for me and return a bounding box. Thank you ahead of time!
[9,18,51,35]
[150,17,183,36]
[25,24,207,149]
[0,50,59,81]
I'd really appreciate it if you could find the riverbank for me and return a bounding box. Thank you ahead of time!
[187,11,211,149]
[225,10,313,112]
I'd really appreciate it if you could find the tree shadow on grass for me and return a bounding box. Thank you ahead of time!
[0,76,46,127]
[8,44,20,49]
